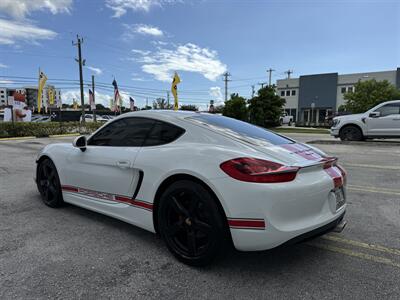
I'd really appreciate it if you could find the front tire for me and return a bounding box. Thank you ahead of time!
[339,125,363,141]
[158,180,228,266]
[36,158,63,208]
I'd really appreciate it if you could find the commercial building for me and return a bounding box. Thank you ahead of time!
[0,86,62,109]
[276,68,400,125]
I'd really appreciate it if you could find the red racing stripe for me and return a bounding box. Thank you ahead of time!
[228,218,266,229]
[61,185,79,192]
[114,196,153,211]
[61,185,152,211]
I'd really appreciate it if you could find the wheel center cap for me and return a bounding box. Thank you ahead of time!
[185,218,192,226]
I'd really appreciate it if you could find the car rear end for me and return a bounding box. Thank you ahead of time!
[214,152,346,251]
[184,114,347,251]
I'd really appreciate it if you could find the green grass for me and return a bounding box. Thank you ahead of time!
[270,127,330,134]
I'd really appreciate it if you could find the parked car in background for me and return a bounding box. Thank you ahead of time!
[32,115,51,123]
[330,100,400,141]
[80,114,109,123]
[279,112,294,126]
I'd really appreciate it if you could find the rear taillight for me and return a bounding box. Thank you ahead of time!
[220,157,299,183]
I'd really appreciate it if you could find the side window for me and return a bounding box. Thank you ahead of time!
[286,90,290,96]
[280,91,285,97]
[88,118,155,146]
[341,87,346,93]
[375,103,400,117]
[291,90,296,96]
[143,121,185,146]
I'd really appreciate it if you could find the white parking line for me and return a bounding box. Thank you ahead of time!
[344,163,400,170]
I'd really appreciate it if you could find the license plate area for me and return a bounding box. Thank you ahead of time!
[334,187,346,210]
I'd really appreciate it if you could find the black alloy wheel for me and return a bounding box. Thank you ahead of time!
[37,159,63,207]
[339,125,363,141]
[158,180,228,266]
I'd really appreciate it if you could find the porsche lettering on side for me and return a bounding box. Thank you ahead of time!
[35,111,347,266]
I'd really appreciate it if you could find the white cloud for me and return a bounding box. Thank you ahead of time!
[0,0,72,19]
[0,80,14,84]
[85,66,103,75]
[136,43,227,82]
[0,63,8,68]
[135,24,163,36]
[0,18,57,45]
[123,24,164,40]
[106,0,178,17]
[209,86,223,104]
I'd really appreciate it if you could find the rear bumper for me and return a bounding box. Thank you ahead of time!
[212,167,347,251]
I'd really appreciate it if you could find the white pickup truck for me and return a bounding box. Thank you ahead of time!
[330,100,400,141]
[279,112,294,126]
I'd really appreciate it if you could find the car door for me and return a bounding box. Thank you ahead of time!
[366,103,400,136]
[64,117,156,202]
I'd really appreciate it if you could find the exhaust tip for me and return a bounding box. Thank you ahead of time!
[332,220,347,233]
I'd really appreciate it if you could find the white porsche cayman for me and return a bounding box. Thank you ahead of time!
[36,110,347,266]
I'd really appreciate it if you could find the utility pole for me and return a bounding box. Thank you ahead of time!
[92,75,96,122]
[251,85,255,98]
[146,98,148,108]
[258,82,267,89]
[267,68,275,87]
[73,35,86,123]
[284,69,293,79]
[167,91,170,109]
[223,72,231,101]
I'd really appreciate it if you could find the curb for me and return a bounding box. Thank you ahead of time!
[307,140,400,146]
[0,133,80,141]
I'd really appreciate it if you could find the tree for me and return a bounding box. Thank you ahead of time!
[214,105,224,114]
[153,98,173,110]
[222,93,248,121]
[343,79,400,113]
[248,86,285,127]
[180,104,198,111]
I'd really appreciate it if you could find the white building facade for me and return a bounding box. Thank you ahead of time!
[276,68,400,125]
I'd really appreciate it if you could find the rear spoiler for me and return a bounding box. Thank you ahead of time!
[291,157,338,169]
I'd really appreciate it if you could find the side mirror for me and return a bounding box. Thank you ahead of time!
[369,111,380,118]
[73,135,87,152]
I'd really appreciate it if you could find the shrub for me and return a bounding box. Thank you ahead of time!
[0,122,103,138]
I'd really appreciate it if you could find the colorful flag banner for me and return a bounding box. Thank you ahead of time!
[171,72,181,111]
[129,97,135,111]
[89,89,96,110]
[49,88,55,105]
[38,71,47,113]
[112,79,121,112]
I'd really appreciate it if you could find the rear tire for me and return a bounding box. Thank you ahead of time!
[158,180,228,266]
[36,158,64,208]
[339,125,363,141]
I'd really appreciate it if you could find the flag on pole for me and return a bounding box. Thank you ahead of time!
[38,71,47,113]
[89,89,96,110]
[129,97,135,111]
[112,79,121,112]
[49,88,55,105]
[109,99,114,111]
[171,72,181,111]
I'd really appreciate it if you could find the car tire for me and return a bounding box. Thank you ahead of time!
[339,125,363,141]
[158,180,229,266]
[36,158,64,208]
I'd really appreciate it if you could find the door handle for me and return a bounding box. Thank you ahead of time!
[116,161,130,168]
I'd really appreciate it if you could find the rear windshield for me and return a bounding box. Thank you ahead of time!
[186,114,293,145]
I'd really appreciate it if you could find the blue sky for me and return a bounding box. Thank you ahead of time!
[0,0,398,108]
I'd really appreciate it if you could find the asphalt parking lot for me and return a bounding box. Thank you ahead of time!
[1,134,399,299]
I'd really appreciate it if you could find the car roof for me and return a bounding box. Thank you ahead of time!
[115,110,203,123]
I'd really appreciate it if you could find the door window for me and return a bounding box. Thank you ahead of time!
[88,117,155,146]
[374,103,400,117]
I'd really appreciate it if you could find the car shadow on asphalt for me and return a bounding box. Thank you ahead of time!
[59,202,321,273]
